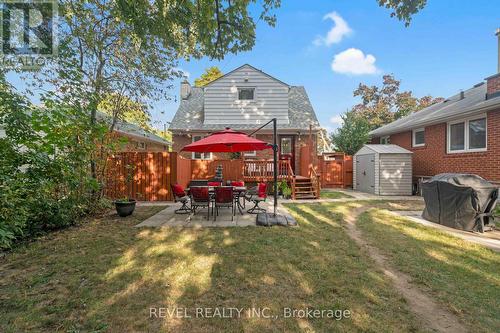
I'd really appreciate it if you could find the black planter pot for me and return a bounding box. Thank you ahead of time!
[114,199,137,217]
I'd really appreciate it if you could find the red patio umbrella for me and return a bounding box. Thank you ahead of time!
[181,128,271,153]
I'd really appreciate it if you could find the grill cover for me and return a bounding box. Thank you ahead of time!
[422,173,498,232]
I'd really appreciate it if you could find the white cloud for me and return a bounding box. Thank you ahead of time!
[331,48,379,75]
[313,12,352,46]
[329,115,343,125]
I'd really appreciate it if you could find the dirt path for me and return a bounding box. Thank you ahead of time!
[344,207,467,333]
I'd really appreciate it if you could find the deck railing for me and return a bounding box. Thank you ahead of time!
[243,159,294,181]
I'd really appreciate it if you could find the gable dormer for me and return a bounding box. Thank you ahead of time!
[203,64,290,125]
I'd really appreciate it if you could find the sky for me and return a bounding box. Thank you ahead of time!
[7,0,500,133]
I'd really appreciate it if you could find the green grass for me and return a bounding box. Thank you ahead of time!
[357,208,500,333]
[0,203,426,332]
[320,190,353,199]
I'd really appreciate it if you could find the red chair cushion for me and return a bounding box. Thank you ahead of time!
[208,181,221,187]
[214,186,233,203]
[172,184,185,197]
[231,181,245,187]
[258,183,267,198]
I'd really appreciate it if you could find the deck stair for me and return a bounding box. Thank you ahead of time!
[292,176,318,199]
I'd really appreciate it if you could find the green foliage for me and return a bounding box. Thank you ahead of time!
[352,74,443,130]
[330,111,371,156]
[278,180,292,198]
[331,75,442,155]
[194,67,224,87]
[98,93,152,132]
[0,77,109,249]
[114,0,281,59]
[377,0,427,26]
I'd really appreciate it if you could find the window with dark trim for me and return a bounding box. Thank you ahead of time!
[237,88,255,100]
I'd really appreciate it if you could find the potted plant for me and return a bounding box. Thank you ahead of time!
[114,197,137,217]
[114,163,136,217]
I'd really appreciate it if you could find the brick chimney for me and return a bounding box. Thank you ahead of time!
[485,28,500,100]
[180,79,191,100]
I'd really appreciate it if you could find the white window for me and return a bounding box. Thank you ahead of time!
[380,136,390,144]
[244,150,256,157]
[447,116,487,153]
[237,88,255,100]
[191,135,212,160]
[412,128,425,147]
[136,141,146,150]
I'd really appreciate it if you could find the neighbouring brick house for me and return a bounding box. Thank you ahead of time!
[169,64,320,174]
[370,73,500,183]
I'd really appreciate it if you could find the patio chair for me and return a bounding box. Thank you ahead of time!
[232,181,246,208]
[214,186,235,221]
[171,184,190,214]
[246,182,267,214]
[190,186,211,220]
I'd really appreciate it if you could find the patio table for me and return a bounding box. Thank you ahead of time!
[185,186,247,215]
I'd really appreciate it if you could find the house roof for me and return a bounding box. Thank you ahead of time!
[96,112,171,146]
[369,82,500,137]
[169,86,320,132]
[356,144,413,155]
[203,63,290,87]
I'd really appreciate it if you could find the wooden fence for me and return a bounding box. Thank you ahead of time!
[104,151,353,201]
[105,152,175,201]
[318,153,353,188]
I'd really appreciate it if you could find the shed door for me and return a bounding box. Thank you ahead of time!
[356,154,375,193]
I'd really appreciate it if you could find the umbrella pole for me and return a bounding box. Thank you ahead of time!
[273,118,278,217]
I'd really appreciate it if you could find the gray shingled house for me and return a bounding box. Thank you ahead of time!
[169,64,321,175]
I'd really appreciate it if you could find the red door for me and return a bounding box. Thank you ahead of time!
[279,135,295,172]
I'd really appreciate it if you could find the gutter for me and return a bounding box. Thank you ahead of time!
[370,99,500,137]
[115,129,171,146]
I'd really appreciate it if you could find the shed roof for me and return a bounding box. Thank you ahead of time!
[356,144,413,155]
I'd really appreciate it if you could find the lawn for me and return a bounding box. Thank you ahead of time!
[2,200,496,332]
[320,190,353,199]
[1,203,425,333]
[357,208,500,333]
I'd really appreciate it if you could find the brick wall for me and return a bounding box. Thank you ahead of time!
[486,73,500,98]
[372,109,500,181]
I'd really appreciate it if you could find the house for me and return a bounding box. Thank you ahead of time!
[369,72,500,183]
[110,116,171,152]
[96,112,171,152]
[169,64,321,174]
[0,112,171,152]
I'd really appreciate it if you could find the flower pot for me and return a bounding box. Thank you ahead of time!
[114,199,136,217]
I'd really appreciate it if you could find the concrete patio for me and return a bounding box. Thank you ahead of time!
[135,199,297,228]
[392,210,500,252]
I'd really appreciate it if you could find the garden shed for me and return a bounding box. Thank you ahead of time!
[353,144,413,195]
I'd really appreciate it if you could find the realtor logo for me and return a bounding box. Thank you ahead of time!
[0,0,57,68]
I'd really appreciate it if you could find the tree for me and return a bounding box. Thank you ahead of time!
[352,74,443,129]
[98,93,153,132]
[377,0,427,26]
[330,111,371,155]
[114,0,280,60]
[29,0,280,193]
[194,67,224,87]
[331,74,443,155]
